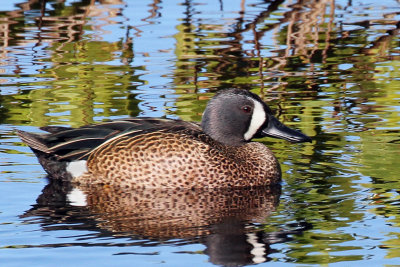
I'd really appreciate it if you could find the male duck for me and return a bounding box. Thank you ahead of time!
[18,89,311,188]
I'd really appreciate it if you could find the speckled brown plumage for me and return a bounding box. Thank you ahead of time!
[76,128,281,188]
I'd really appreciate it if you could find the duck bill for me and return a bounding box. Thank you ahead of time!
[261,115,312,143]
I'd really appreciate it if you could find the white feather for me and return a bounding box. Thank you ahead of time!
[244,100,266,140]
[66,160,88,178]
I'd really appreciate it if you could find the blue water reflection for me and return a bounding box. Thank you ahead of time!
[1,0,400,266]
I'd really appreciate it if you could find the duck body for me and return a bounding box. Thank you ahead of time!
[18,89,311,188]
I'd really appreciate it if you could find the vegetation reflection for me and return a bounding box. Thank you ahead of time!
[0,0,399,264]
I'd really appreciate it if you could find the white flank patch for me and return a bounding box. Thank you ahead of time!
[246,233,266,264]
[244,100,266,140]
[66,160,88,178]
[67,187,87,206]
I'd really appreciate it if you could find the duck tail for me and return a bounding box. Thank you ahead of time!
[17,130,72,181]
[17,130,51,153]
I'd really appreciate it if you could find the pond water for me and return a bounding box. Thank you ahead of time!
[1,0,400,266]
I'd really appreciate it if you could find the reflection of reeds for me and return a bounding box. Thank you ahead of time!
[0,0,141,126]
[285,0,334,62]
[252,0,336,72]
[0,0,125,57]
[172,0,339,89]
[1,0,399,125]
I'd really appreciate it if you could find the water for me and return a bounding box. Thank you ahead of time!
[1,0,400,265]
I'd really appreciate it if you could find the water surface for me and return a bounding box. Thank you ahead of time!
[1,0,400,266]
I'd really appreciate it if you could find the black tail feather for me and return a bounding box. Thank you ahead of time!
[17,130,51,153]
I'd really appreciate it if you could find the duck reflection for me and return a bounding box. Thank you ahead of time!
[23,180,291,265]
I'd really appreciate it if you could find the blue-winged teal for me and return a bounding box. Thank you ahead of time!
[18,89,311,188]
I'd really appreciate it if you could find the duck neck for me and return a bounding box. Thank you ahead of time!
[201,122,246,147]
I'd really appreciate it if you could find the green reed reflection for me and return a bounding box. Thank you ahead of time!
[1,39,142,126]
[1,0,400,265]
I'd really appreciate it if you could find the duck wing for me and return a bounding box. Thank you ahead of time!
[17,118,201,161]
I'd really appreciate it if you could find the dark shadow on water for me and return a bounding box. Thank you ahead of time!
[21,178,312,266]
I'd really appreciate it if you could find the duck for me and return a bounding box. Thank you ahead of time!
[17,89,311,189]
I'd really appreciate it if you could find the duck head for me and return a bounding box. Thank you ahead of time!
[201,89,312,146]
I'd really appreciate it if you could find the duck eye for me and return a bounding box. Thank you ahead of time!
[241,105,252,113]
